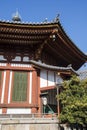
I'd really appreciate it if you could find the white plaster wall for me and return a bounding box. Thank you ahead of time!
[29,72,32,104]
[40,70,47,88]
[48,71,55,86]
[1,71,6,104]
[8,71,12,104]
[7,108,31,114]
[0,109,2,114]
[40,70,56,88]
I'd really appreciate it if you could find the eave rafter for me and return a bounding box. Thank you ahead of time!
[34,29,58,60]
[0,29,49,45]
[45,41,70,65]
[0,23,57,45]
[35,40,47,60]
[55,35,80,63]
[57,28,87,61]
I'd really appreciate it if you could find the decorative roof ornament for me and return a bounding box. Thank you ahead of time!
[53,14,60,22]
[12,10,21,22]
[67,64,72,67]
[43,18,48,23]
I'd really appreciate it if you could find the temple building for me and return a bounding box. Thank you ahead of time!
[0,13,87,114]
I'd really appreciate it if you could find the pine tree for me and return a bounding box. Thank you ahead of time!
[58,75,87,127]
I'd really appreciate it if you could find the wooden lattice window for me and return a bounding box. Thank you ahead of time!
[12,71,28,102]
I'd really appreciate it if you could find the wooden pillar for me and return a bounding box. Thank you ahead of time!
[37,70,41,113]
[2,69,10,113]
[4,70,10,104]
[31,69,38,113]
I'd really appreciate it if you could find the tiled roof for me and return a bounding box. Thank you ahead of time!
[30,60,78,75]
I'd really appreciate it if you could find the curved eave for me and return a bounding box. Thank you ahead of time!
[0,20,58,45]
[0,20,58,30]
[57,21,87,62]
[29,60,78,75]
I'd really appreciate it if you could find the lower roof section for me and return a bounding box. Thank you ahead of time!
[29,60,78,75]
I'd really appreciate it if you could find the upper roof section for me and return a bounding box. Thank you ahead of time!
[0,18,87,70]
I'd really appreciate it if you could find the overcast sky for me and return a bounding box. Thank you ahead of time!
[0,0,87,69]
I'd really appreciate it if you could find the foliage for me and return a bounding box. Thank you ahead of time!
[57,75,87,126]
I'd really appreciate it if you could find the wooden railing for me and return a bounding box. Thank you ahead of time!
[0,113,57,119]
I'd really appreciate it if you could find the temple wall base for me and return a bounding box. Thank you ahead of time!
[0,117,58,130]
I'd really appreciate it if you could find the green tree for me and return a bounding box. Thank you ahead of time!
[58,75,87,127]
